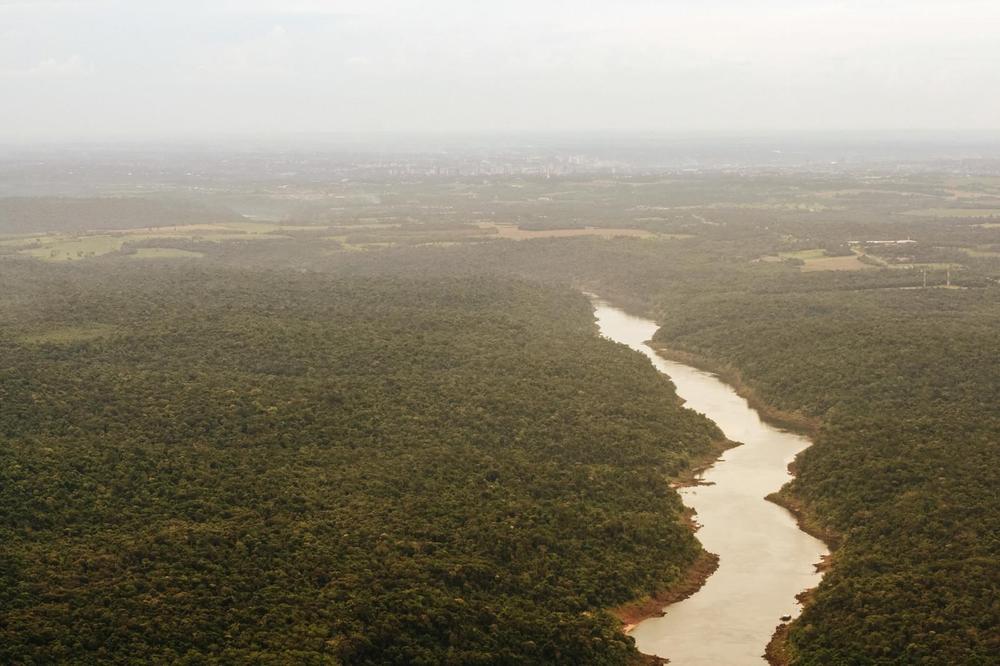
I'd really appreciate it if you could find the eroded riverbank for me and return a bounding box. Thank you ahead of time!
[593,299,829,665]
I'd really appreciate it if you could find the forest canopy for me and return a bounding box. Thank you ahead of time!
[0,262,721,664]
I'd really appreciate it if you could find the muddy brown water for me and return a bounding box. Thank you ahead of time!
[593,299,828,665]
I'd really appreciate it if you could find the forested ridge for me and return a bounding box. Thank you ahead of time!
[0,261,721,664]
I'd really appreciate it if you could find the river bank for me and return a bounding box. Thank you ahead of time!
[581,285,821,437]
[593,299,832,665]
[647,343,842,664]
[648,342,841,548]
[647,344,820,437]
[614,550,721,634]
[611,437,733,637]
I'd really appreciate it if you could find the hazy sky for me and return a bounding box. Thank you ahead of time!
[2,0,999,141]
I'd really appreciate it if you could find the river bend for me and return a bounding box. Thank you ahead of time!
[593,299,827,665]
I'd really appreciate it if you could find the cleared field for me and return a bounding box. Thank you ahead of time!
[481,223,655,240]
[800,255,875,272]
[960,247,1000,258]
[18,236,127,261]
[717,202,839,211]
[18,324,116,345]
[8,223,302,261]
[185,233,291,242]
[119,221,326,234]
[1,235,53,247]
[328,223,403,231]
[887,262,960,271]
[325,236,398,251]
[349,242,396,250]
[660,202,840,211]
[779,248,827,260]
[0,233,54,245]
[944,190,1000,201]
[900,208,1000,218]
[127,248,205,259]
[815,188,937,199]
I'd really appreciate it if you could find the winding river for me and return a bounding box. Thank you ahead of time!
[593,299,828,665]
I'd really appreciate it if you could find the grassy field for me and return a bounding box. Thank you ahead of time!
[127,248,206,259]
[1,221,324,261]
[17,324,117,345]
[759,249,874,271]
[17,235,128,261]
[799,255,874,272]
[960,246,1000,258]
[108,221,327,235]
[900,208,1000,218]
[778,249,828,260]
[887,262,961,271]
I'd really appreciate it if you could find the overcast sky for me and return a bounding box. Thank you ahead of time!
[2,0,999,141]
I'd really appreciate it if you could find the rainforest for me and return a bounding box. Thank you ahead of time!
[2,159,999,666]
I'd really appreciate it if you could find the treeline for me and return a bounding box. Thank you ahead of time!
[0,261,720,664]
[0,197,241,234]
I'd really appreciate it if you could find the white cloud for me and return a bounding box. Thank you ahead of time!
[1,0,999,138]
[197,24,293,75]
[2,53,94,78]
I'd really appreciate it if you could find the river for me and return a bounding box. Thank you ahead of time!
[592,299,828,665]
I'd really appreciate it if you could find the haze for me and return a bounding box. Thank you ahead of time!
[2,0,999,142]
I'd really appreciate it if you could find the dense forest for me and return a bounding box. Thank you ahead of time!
[343,230,999,665]
[0,261,721,664]
[302,221,999,664]
[651,285,1000,665]
[3,173,999,664]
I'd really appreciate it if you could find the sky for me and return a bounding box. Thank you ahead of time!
[2,0,999,142]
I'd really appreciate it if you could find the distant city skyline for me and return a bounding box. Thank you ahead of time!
[2,1,999,142]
